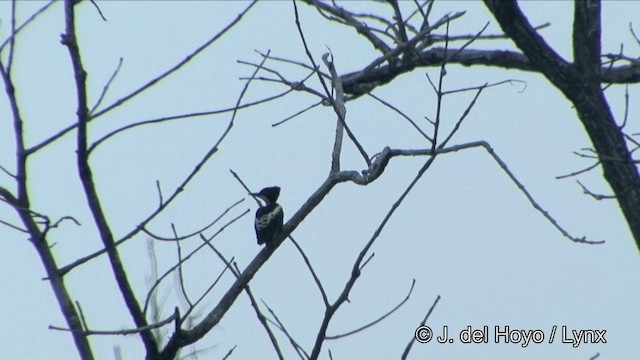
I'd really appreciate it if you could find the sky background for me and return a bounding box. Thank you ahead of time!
[0,1,639,359]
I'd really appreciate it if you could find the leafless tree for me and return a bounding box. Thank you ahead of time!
[0,0,636,359]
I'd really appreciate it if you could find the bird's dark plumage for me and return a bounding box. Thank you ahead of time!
[251,186,283,245]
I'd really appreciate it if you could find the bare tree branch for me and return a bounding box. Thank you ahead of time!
[50,310,178,336]
[221,345,237,360]
[326,279,416,340]
[293,0,371,168]
[142,209,249,316]
[61,0,158,355]
[0,0,56,53]
[401,294,441,360]
[262,300,310,360]
[142,199,244,242]
[0,217,28,233]
[289,236,329,308]
[484,0,637,251]
[88,89,290,153]
[27,0,258,156]
[272,100,323,127]
[367,92,432,142]
[172,225,193,310]
[60,45,268,277]
[216,257,286,360]
[89,57,123,115]
[303,0,392,55]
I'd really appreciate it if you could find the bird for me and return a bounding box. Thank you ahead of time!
[251,186,283,245]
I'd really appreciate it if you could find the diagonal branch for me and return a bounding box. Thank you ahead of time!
[142,209,248,316]
[302,0,391,55]
[483,0,574,87]
[310,153,440,359]
[88,89,288,153]
[158,175,339,359]
[205,250,288,360]
[293,0,371,168]
[60,47,269,277]
[262,300,309,360]
[27,1,258,156]
[0,0,56,53]
[400,294,441,360]
[326,279,415,340]
[289,236,329,308]
[61,0,158,356]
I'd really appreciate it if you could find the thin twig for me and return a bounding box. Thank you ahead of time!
[142,198,244,241]
[311,152,440,359]
[27,1,258,155]
[262,300,310,360]
[439,84,485,146]
[0,218,28,233]
[367,92,432,142]
[183,234,237,322]
[272,100,322,127]
[303,0,391,55]
[229,262,285,360]
[326,279,416,339]
[293,0,371,168]
[75,301,89,331]
[400,294,441,360]
[576,180,617,200]
[60,47,268,276]
[50,310,178,336]
[431,20,449,151]
[0,0,56,52]
[289,235,329,307]
[89,0,107,21]
[221,345,237,360]
[323,52,346,172]
[441,79,525,95]
[631,23,640,48]
[7,0,17,73]
[479,142,604,244]
[555,161,600,179]
[229,169,263,207]
[0,163,16,179]
[177,240,234,324]
[172,224,193,309]
[255,49,329,77]
[141,209,249,315]
[90,57,123,114]
[621,84,629,129]
[155,180,163,208]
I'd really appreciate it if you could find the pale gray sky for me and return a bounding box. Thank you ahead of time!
[0,1,639,359]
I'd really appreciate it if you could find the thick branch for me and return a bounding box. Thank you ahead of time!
[483,0,575,88]
[340,47,640,98]
[0,11,94,359]
[573,1,601,78]
[61,0,157,357]
[485,0,640,251]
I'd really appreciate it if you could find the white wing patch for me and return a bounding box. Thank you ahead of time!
[255,205,283,229]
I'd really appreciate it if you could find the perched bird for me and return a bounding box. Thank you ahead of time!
[251,186,283,245]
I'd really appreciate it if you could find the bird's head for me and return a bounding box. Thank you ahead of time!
[251,186,281,205]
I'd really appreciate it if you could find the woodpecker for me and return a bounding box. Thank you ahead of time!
[251,186,283,245]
